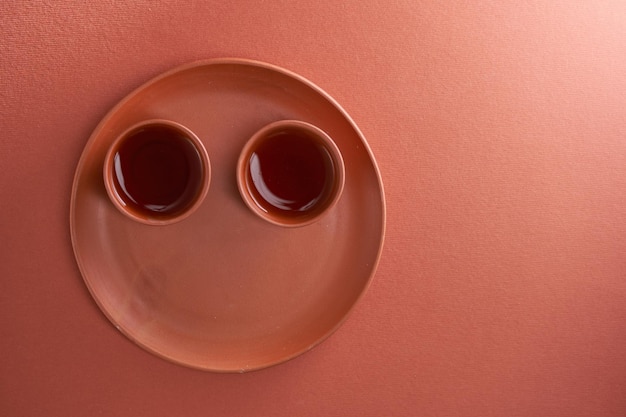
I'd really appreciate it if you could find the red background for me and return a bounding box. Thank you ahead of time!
[2,1,626,416]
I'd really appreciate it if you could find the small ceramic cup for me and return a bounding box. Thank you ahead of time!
[103,119,211,225]
[237,120,345,227]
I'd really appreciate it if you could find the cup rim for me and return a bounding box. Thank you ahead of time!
[103,119,211,226]
[237,120,345,228]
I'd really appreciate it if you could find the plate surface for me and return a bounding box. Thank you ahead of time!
[70,58,385,372]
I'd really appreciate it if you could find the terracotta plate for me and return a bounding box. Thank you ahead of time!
[70,58,385,372]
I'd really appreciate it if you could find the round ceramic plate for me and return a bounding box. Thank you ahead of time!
[70,58,385,372]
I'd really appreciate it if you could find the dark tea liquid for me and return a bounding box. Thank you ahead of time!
[112,125,203,217]
[248,130,333,215]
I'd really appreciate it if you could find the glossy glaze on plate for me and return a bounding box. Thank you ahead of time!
[70,58,385,372]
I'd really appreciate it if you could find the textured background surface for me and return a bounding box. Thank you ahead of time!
[2,1,626,416]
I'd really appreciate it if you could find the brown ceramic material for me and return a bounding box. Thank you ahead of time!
[70,58,385,372]
[237,120,345,227]
[103,119,211,226]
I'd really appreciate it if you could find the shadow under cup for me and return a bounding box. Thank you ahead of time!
[237,120,345,227]
[103,120,210,225]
